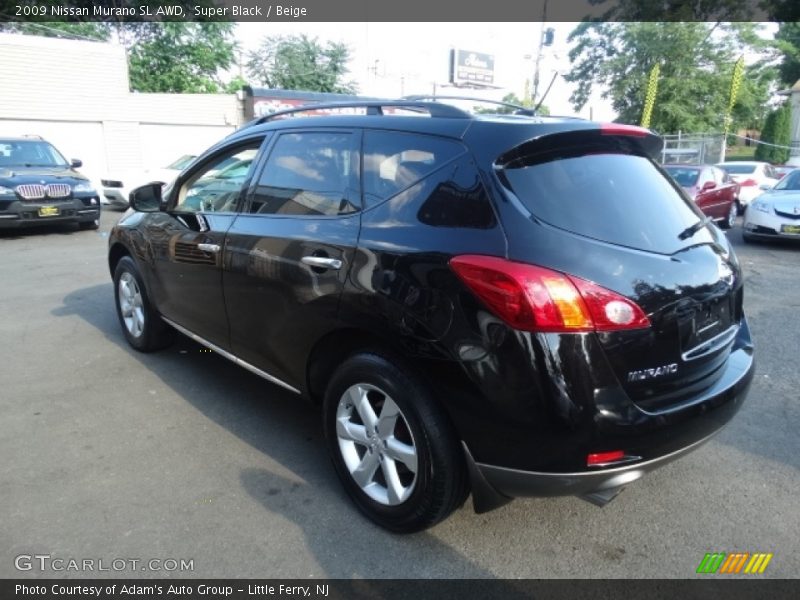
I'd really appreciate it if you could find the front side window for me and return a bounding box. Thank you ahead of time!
[175,144,260,213]
[249,131,359,216]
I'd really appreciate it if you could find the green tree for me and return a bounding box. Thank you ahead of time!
[755,109,777,162]
[754,103,792,164]
[127,22,236,93]
[565,22,772,134]
[775,22,800,87]
[473,93,549,116]
[246,34,357,94]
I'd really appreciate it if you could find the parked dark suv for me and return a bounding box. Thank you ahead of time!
[108,100,754,532]
[0,136,101,230]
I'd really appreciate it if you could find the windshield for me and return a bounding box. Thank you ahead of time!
[501,152,703,254]
[0,140,68,167]
[773,169,800,191]
[663,166,700,187]
[717,163,756,175]
[166,155,196,170]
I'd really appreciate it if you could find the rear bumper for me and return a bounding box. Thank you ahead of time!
[475,430,716,500]
[102,188,130,208]
[462,318,755,508]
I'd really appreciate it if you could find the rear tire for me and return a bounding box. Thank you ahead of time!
[113,256,173,352]
[322,352,468,533]
[721,202,737,230]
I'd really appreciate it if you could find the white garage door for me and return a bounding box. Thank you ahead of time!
[139,124,235,171]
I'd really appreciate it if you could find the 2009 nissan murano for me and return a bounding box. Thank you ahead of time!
[108,99,754,532]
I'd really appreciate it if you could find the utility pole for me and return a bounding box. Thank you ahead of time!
[532,0,549,104]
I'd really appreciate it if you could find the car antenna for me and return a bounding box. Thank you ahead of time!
[534,71,559,115]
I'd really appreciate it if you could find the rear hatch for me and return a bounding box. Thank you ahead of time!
[494,127,744,411]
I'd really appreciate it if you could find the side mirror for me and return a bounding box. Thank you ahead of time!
[70,158,83,168]
[758,183,773,191]
[701,181,716,191]
[129,182,165,212]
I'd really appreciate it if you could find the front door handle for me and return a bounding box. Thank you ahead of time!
[301,256,342,270]
[197,243,221,253]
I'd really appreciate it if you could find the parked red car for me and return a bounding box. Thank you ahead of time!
[663,164,740,228]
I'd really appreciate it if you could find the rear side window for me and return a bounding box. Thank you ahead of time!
[363,130,465,207]
[249,131,359,216]
[501,152,703,254]
[718,163,756,175]
[664,166,699,187]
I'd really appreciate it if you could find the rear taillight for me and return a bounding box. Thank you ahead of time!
[587,450,626,466]
[449,255,650,333]
[739,178,757,187]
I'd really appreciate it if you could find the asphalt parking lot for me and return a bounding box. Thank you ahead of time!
[1,212,798,579]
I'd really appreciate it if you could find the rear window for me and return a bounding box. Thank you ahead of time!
[501,152,703,254]
[718,164,756,175]
[663,166,700,187]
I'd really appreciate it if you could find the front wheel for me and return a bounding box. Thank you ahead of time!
[113,256,173,352]
[323,352,468,533]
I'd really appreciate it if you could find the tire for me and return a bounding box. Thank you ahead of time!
[79,218,100,230]
[322,352,468,533]
[113,256,173,352]
[742,232,756,244]
[736,199,744,216]
[721,202,737,230]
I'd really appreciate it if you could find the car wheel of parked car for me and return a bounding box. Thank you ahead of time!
[722,202,737,230]
[113,256,173,352]
[323,352,468,533]
[79,218,100,231]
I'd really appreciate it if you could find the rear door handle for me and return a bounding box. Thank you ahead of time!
[301,256,342,270]
[197,243,221,253]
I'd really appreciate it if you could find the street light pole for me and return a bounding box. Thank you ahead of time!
[532,0,549,103]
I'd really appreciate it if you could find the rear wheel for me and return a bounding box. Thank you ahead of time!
[323,352,468,533]
[113,256,173,352]
[721,202,737,230]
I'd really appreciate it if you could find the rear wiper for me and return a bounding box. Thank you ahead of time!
[678,216,712,240]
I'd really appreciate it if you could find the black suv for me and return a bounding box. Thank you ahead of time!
[108,100,754,532]
[0,137,101,230]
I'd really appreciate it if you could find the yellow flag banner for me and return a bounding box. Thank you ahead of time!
[640,64,660,129]
[725,56,745,136]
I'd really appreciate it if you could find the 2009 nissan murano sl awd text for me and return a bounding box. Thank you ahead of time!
[108,99,754,532]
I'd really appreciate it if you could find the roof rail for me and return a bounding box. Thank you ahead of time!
[404,95,537,116]
[250,100,472,126]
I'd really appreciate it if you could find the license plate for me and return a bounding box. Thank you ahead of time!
[781,224,800,234]
[38,206,60,217]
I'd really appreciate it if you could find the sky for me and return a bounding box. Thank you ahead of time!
[235,22,618,121]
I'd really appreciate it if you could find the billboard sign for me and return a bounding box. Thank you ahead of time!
[450,49,495,86]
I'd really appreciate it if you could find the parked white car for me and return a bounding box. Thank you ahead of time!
[743,168,800,242]
[715,161,780,209]
[101,155,196,209]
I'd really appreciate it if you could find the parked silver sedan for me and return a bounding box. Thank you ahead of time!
[743,168,800,242]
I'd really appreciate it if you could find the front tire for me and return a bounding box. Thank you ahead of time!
[323,352,468,533]
[113,256,173,352]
